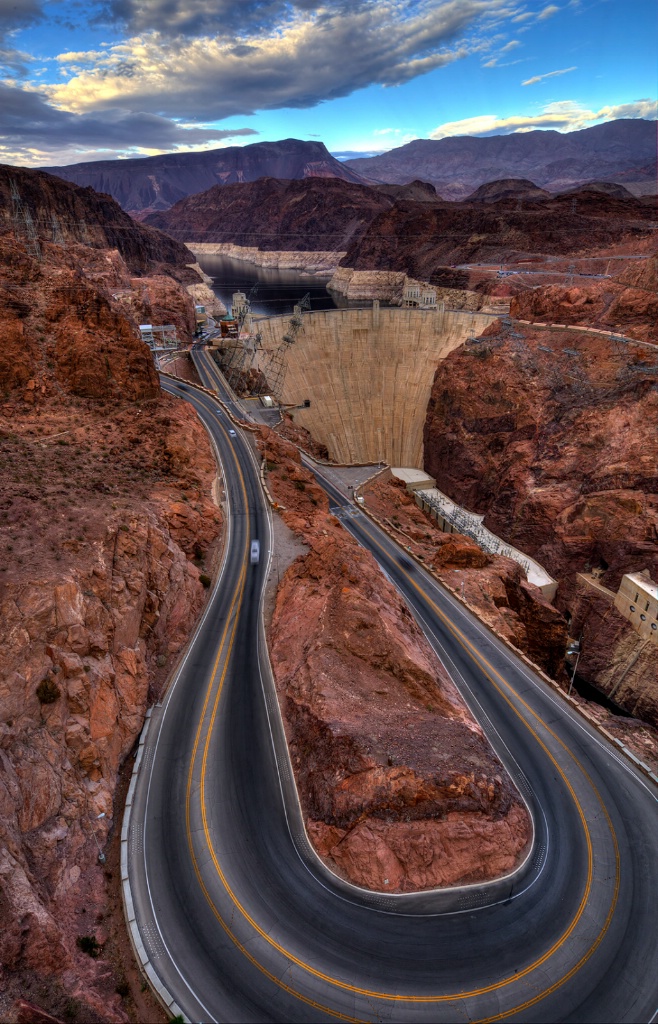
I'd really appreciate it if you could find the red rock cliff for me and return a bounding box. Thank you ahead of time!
[0,222,221,1018]
[423,321,658,722]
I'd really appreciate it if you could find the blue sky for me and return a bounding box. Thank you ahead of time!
[0,0,655,165]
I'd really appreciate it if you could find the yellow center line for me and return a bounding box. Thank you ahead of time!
[178,391,620,1018]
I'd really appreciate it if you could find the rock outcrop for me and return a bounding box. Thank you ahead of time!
[0,199,221,1018]
[0,164,196,279]
[510,254,658,343]
[259,429,531,892]
[362,475,567,679]
[423,320,658,722]
[146,176,393,251]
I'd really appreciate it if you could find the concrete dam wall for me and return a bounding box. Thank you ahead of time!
[257,306,496,466]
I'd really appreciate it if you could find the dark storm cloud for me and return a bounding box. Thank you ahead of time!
[0,81,258,160]
[98,0,331,39]
[53,1,501,121]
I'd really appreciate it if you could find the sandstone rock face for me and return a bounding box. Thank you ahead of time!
[0,215,221,1016]
[423,322,658,722]
[260,429,531,892]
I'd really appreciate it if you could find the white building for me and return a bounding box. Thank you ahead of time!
[614,570,658,643]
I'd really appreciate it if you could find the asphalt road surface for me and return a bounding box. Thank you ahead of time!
[126,368,658,1023]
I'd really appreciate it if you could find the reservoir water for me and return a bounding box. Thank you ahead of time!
[196,253,342,318]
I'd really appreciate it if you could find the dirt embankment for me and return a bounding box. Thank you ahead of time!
[0,233,221,1020]
[423,320,658,724]
[259,428,531,893]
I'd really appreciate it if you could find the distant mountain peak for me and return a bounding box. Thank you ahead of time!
[43,138,370,216]
[344,119,657,199]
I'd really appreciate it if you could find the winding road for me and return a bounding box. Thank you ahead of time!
[125,357,658,1022]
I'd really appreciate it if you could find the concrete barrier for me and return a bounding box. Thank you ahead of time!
[159,370,260,433]
[120,709,191,1022]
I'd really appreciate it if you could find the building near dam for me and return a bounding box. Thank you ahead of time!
[615,571,658,644]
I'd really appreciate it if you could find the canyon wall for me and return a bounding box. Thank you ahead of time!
[0,194,221,1018]
[260,428,531,892]
[423,320,658,721]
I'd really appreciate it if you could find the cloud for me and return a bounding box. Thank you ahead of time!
[537,4,560,18]
[429,98,657,138]
[0,0,44,73]
[0,81,258,165]
[44,0,510,121]
[522,65,576,85]
[500,39,520,50]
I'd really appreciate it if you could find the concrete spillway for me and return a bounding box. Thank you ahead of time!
[257,306,496,466]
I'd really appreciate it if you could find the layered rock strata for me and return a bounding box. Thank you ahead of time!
[259,428,531,892]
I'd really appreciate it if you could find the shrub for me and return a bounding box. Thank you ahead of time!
[294,480,306,491]
[199,574,212,588]
[76,934,101,958]
[36,677,60,704]
[115,980,130,998]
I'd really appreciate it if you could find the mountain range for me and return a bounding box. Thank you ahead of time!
[345,119,657,199]
[144,174,656,283]
[43,139,367,218]
[42,120,657,218]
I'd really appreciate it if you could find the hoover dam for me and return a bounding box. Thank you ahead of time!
[256,304,496,465]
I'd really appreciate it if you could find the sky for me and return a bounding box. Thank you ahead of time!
[0,0,655,166]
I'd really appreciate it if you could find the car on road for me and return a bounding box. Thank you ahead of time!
[228,429,237,437]
[250,540,260,564]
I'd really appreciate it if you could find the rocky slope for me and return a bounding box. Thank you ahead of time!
[146,176,394,251]
[44,139,368,217]
[345,119,658,198]
[0,197,222,1018]
[1,165,196,279]
[341,186,656,281]
[510,254,658,343]
[259,429,531,892]
[422,320,658,722]
[362,474,567,678]
[147,175,656,303]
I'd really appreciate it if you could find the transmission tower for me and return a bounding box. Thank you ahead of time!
[223,282,259,392]
[51,213,65,245]
[76,219,93,245]
[10,180,41,258]
[261,294,310,400]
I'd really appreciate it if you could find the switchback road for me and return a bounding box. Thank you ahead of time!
[125,369,658,1022]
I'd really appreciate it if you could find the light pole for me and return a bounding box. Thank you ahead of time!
[567,634,583,697]
[90,811,107,865]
